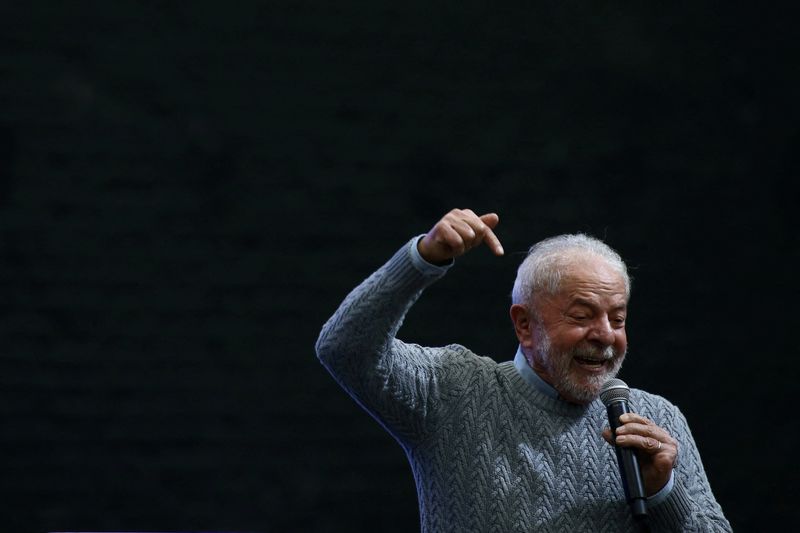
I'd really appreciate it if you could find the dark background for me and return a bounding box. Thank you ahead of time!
[1,2,796,532]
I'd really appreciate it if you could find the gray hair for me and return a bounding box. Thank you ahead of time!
[511,233,631,308]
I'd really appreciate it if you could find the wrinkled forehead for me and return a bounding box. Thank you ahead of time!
[553,250,628,299]
[557,254,629,299]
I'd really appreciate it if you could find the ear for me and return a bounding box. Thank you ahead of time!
[510,304,535,349]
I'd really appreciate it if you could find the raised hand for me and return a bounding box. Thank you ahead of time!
[418,208,504,265]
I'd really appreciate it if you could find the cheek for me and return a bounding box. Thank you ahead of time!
[552,330,590,351]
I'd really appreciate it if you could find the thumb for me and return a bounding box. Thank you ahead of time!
[480,213,500,229]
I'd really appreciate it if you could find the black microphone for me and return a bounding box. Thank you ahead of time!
[600,378,648,520]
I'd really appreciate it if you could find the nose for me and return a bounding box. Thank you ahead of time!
[587,316,615,347]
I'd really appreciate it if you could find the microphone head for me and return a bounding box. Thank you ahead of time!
[600,378,630,406]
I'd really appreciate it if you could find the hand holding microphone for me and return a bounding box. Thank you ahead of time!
[600,379,680,518]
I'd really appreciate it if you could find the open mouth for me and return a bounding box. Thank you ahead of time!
[573,356,608,370]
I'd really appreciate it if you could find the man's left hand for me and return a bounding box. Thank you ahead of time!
[602,413,678,496]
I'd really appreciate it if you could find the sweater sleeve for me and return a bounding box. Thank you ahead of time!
[648,405,733,532]
[315,237,473,446]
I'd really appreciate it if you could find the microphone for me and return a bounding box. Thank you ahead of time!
[600,378,648,520]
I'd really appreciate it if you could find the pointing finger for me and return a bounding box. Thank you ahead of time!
[477,214,503,256]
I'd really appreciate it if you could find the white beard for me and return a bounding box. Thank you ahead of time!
[534,324,626,404]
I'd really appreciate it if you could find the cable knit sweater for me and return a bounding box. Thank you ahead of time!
[316,238,731,532]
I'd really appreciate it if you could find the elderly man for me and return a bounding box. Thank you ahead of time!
[316,209,731,532]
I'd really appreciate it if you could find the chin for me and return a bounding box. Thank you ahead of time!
[561,385,602,405]
[560,371,615,404]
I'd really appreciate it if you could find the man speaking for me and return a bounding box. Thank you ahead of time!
[316,208,731,532]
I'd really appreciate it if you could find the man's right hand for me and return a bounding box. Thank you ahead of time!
[418,209,504,265]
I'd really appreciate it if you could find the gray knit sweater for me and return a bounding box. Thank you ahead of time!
[316,239,731,532]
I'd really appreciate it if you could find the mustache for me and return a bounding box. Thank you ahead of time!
[571,344,621,361]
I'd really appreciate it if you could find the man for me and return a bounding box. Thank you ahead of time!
[316,208,731,532]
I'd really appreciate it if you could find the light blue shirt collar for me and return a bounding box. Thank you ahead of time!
[513,346,559,400]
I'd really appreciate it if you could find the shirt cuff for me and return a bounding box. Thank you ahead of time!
[646,470,675,507]
[408,235,454,275]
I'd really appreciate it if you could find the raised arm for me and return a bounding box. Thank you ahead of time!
[315,209,503,444]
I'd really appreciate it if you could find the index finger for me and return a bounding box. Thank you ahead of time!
[619,413,653,426]
[478,213,504,256]
[618,413,672,441]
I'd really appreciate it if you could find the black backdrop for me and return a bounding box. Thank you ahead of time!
[1,2,796,532]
